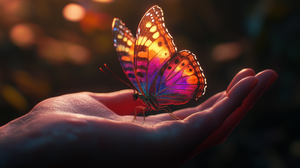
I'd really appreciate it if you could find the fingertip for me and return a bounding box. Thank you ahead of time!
[227,68,256,93]
[227,76,258,99]
[239,68,256,75]
[255,69,278,87]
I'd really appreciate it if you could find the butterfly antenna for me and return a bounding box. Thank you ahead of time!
[100,64,136,91]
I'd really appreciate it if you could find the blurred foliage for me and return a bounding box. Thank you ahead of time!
[0,0,299,167]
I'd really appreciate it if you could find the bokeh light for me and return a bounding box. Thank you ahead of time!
[1,84,28,112]
[212,42,242,61]
[0,0,30,25]
[80,11,111,33]
[65,43,91,65]
[12,70,51,98]
[37,37,65,63]
[9,23,34,48]
[37,37,91,65]
[62,3,86,22]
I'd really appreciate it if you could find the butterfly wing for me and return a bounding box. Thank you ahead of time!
[112,18,141,92]
[153,50,207,106]
[133,5,177,96]
[113,6,207,108]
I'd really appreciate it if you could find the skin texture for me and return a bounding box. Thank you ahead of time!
[0,68,277,168]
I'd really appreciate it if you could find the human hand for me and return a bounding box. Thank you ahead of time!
[0,68,277,168]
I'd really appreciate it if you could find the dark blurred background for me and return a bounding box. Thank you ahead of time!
[0,0,299,167]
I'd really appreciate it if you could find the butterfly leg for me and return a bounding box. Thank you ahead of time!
[142,108,146,125]
[132,106,146,124]
[160,106,181,120]
[132,107,138,123]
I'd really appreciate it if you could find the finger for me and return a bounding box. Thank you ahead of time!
[226,68,255,93]
[177,77,258,158]
[196,92,225,111]
[170,68,255,120]
[88,89,144,115]
[194,69,255,114]
[212,68,255,110]
[191,70,277,156]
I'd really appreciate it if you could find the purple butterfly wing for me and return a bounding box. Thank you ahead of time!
[133,5,177,96]
[153,50,207,106]
[112,18,141,93]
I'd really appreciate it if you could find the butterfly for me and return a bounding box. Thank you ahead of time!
[108,5,207,124]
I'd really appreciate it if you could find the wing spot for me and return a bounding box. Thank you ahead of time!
[117,34,123,39]
[146,22,152,28]
[137,51,147,58]
[167,66,172,70]
[175,59,179,64]
[137,36,148,45]
[121,56,130,61]
[150,26,157,32]
[116,44,124,51]
[127,40,133,46]
[181,63,185,66]
[145,39,152,47]
[187,75,198,84]
[158,41,162,47]
[141,37,147,45]
[128,73,135,78]
[152,32,159,39]
[137,72,144,78]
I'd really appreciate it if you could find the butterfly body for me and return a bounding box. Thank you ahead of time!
[133,93,159,111]
[112,5,207,123]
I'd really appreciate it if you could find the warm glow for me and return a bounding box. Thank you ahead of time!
[80,12,111,32]
[93,0,114,3]
[38,37,65,63]
[63,3,86,22]
[12,70,51,98]
[0,0,30,24]
[1,84,28,111]
[212,42,242,61]
[10,24,34,48]
[66,44,90,64]
[37,37,91,65]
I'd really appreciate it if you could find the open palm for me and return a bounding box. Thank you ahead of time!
[0,68,277,168]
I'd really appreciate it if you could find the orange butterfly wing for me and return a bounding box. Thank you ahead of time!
[133,5,177,96]
[112,18,141,93]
